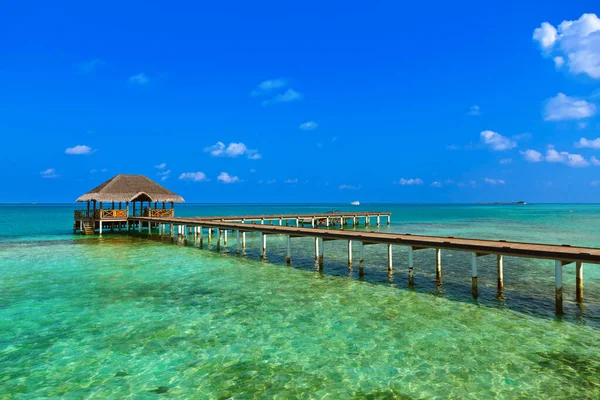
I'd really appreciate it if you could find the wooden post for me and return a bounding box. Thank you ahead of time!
[408,247,414,286]
[147,221,151,236]
[365,216,369,226]
[576,262,583,303]
[295,217,299,227]
[99,221,103,236]
[208,227,212,243]
[387,244,393,273]
[279,218,283,226]
[236,230,241,254]
[216,228,221,251]
[261,218,264,225]
[377,215,381,226]
[387,215,391,225]
[318,237,324,269]
[471,252,478,298]
[435,248,442,282]
[326,217,330,228]
[555,260,563,315]
[261,233,267,259]
[340,216,344,230]
[311,218,315,228]
[286,234,291,264]
[314,237,320,266]
[199,226,203,248]
[359,241,364,277]
[224,229,228,246]
[497,254,504,298]
[242,232,246,249]
[347,240,352,268]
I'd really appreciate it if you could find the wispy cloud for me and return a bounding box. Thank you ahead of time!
[284,178,298,184]
[499,158,512,164]
[484,178,505,185]
[592,156,600,166]
[575,137,600,149]
[394,178,424,185]
[299,121,318,131]
[263,89,303,106]
[431,181,442,187]
[179,172,208,182]
[339,184,361,190]
[129,73,149,85]
[533,13,600,79]
[40,168,58,178]
[251,78,287,96]
[544,93,596,121]
[90,168,108,174]
[157,170,171,181]
[480,130,517,151]
[467,105,481,116]
[65,145,94,155]
[154,162,167,169]
[77,59,104,74]
[204,142,261,160]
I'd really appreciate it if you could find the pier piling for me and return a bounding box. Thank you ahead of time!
[387,244,393,273]
[471,252,478,298]
[408,247,414,286]
[576,261,583,303]
[435,248,442,282]
[497,255,504,298]
[286,235,291,264]
[359,242,365,277]
[348,240,352,268]
[555,260,563,315]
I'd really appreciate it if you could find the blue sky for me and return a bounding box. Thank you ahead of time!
[1,0,599,203]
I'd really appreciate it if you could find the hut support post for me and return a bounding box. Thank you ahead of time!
[199,226,203,248]
[99,221,103,236]
[555,260,563,315]
[242,232,246,249]
[236,230,241,254]
[387,215,391,225]
[208,227,212,243]
[377,215,381,226]
[224,229,228,246]
[261,233,267,259]
[216,229,221,251]
[471,252,478,298]
[318,238,324,269]
[314,237,320,267]
[576,262,583,303]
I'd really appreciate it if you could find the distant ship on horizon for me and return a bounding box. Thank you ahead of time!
[350,200,360,206]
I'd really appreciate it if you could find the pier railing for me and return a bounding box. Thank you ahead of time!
[148,209,174,218]
[99,209,128,219]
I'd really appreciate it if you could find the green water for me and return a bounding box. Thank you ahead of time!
[1,204,600,398]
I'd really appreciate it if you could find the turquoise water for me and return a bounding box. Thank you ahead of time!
[1,204,600,398]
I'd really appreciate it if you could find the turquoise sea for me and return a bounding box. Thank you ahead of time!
[1,203,600,398]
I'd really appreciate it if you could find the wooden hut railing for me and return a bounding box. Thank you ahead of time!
[74,210,93,219]
[97,209,128,219]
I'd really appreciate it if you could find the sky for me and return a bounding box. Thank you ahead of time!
[1,0,599,203]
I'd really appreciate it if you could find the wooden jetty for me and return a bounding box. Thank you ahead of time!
[74,175,597,315]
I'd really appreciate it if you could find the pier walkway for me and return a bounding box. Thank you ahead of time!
[128,214,598,315]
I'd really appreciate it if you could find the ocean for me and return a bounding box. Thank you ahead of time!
[1,203,599,398]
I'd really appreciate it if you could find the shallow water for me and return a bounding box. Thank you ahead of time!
[1,204,600,398]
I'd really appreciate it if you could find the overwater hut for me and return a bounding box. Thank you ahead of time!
[74,174,184,235]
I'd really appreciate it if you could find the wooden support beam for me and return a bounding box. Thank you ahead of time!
[555,260,563,315]
[359,241,365,277]
[387,244,393,273]
[348,240,352,268]
[576,261,583,303]
[497,254,504,298]
[286,235,291,264]
[471,252,478,298]
[408,247,414,286]
[435,248,442,282]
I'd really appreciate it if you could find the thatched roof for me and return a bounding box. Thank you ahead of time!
[76,174,184,203]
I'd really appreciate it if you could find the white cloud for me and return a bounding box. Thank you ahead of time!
[484,178,505,185]
[40,168,58,178]
[546,146,589,167]
[263,89,302,105]
[204,142,261,159]
[554,56,565,68]
[129,73,149,85]
[592,156,600,166]
[157,169,171,181]
[544,93,596,121]
[499,158,512,164]
[431,181,442,187]
[77,59,104,74]
[533,22,558,49]
[592,180,600,186]
[520,149,544,162]
[179,172,208,182]
[266,179,276,184]
[574,137,600,149]
[480,130,517,151]
[65,145,93,155]
[154,162,167,169]
[339,184,361,190]
[467,105,481,116]
[217,172,240,184]
[533,14,600,79]
[447,144,460,150]
[284,178,298,184]
[394,178,424,185]
[249,168,256,173]
[251,78,287,96]
[299,121,318,131]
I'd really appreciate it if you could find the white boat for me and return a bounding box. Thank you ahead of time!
[350,201,360,206]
